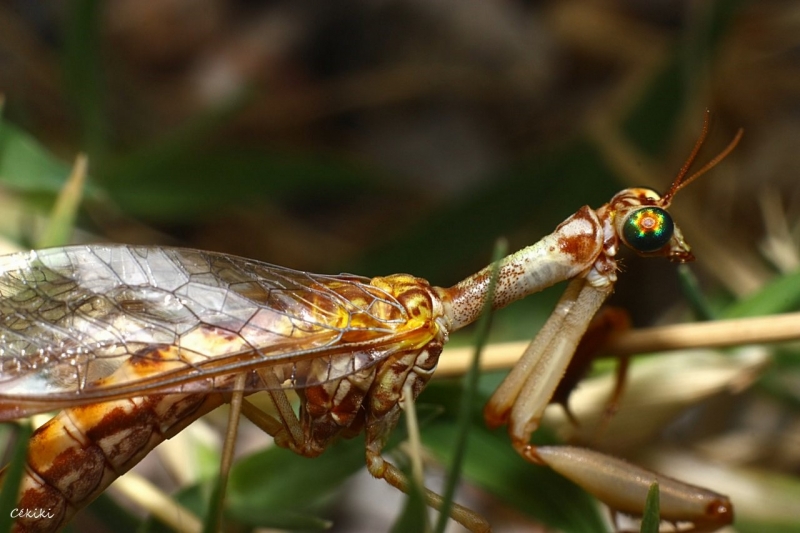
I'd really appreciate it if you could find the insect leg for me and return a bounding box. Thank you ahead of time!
[551,306,631,431]
[533,446,733,532]
[243,368,305,449]
[485,277,612,437]
[485,279,733,530]
[364,440,491,533]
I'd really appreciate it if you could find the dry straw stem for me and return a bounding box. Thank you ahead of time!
[435,311,800,377]
[109,471,201,533]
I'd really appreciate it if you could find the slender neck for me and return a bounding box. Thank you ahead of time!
[438,206,605,331]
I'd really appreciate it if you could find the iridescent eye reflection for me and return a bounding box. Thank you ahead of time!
[622,207,674,253]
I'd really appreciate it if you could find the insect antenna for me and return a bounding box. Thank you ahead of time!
[661,111,744,206]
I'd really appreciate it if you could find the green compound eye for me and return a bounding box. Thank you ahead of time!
[622,207,674,253]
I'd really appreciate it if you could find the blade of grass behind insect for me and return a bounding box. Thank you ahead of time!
[36,154,87,249]
[433,238,507,533]
[0,422,33,533]
[79,493,140,533]
[677,264,716,321]
[393,383,431,533]
[721,267,800,319]
[200,476,225,533]
[391,467,429,533]
[63,0,108,158]
[0,119,74,194]
[226,436,365,528]
[639,483,660,533]
[724,266,800,424]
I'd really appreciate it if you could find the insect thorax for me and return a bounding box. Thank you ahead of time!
[293,273,447,456]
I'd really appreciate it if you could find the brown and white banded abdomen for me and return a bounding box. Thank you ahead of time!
[8,391,225,532]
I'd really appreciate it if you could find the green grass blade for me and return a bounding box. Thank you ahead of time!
[201,475,225,533]
[0,121,72,194]
[723,268,800,318]
[433,238,507,533]
[393,382,431,533]
[392,483,429,533]
[639,482,660,533]
[0,422,33,533]
[677,264,716,321]
[63,0,109,157]
[36,154,87,249]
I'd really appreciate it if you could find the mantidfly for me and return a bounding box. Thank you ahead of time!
[0,113,741,532]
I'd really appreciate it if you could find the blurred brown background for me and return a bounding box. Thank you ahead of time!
[2,0,796,297]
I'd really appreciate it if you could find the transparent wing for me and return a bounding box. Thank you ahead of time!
[0,245,419,418]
